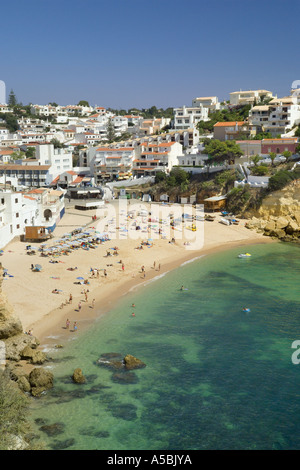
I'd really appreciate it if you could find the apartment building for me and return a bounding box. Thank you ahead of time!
[229,89,275,106]
[249,96,300,136]
[138,117,171,136]
[35,144,73,182]
[173,105,209,130]
[92,147,135,183]
[133,141,182,177]
[0,164,51,188]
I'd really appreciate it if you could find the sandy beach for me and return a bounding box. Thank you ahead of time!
[0,200,274,347]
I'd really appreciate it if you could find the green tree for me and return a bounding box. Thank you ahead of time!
[155,171,167,184]
[282,150,292,160]
[50,138,65,149]
[25,147,36,158]
[8,89,17,107]
[269,152,276,167]
[204,139,243,166]
[78,100,89,107]
[250,154,261,167]
[0,113,18,133]
[251,165,269,176]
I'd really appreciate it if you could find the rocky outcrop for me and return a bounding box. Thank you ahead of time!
[28,368,54,397]
[0,265,23,340]
[6,363,54,396]
[72,368,86,384]
[123,354,146,370]
[245,180,300,241]
[21,345,47,365]
[97,352,146,371]
[0,265,52,399]
[4,333,40,361]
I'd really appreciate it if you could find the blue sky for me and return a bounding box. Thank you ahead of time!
[1,0,300,109]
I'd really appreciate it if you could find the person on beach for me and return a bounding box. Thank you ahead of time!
[73,322,78,331]
[69,294,72,304]
[85,291,88,302]
[92,299,95,308]
[122,263,125,271]
[153,261,156,269]
[78,302,82,312]
[66,319,70,329]
[104,269,107,278]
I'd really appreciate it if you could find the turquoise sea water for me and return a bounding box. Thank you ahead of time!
[29,242,300,450]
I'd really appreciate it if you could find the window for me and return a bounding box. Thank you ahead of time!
[15,198,18,203]
[16,224,20,229]
[16,213,19,218]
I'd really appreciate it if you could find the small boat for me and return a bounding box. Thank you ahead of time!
[205,215,215,221]
[219,218,231,225]
[242,308,251,313]
[238,253,251,258]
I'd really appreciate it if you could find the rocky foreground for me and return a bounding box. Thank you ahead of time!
[0,264,54,396]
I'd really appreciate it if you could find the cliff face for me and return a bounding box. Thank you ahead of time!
[0,265,23,339]
[245,180,300,240]
[251,180,300,219]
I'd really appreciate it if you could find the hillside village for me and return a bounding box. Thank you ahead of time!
[1,86,300,248]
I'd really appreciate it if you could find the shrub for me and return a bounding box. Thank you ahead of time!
[268,169,300,192]
[251,165,269,176]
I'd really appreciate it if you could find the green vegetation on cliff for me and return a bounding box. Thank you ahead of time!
[0,370,35,450]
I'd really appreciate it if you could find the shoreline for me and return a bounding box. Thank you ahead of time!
[30,236,275,349]
[0,203,276,351]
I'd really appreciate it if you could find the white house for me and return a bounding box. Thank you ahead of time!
[191,96,220,112]
[0,127,9,142]
[35,144,73,183]
[0,190,38,248]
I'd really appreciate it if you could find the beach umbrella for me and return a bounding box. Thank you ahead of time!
[76,276,84,280]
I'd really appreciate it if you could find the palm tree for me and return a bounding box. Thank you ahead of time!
[250,154,260,167]
[269,152,276,167]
